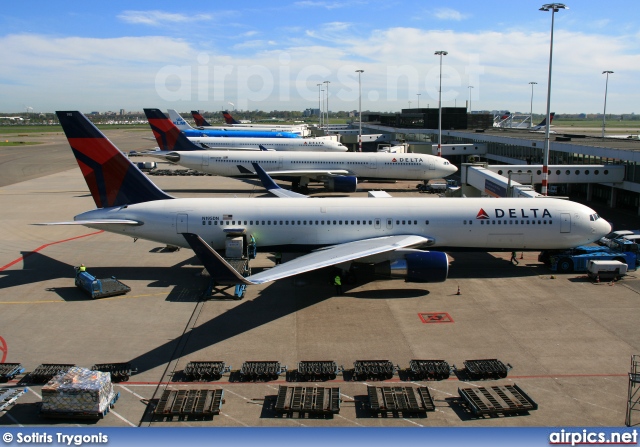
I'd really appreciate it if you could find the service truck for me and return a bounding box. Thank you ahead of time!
[539,245,637,273]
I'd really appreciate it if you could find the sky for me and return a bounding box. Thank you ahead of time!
[1,0,638,114]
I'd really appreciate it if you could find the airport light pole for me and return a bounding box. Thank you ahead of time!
[468,86,473,113]
[317,83,323,127]
[323,80,331,126]
[417,93,421,109]
[435,50,448,157]
[529,81,537,127]
[602,71,613,139]
[356,69,364,152]
[539,3,567,196]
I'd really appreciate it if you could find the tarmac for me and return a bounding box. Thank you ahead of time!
[1,128,640,427]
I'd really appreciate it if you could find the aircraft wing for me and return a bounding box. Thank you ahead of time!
[183,233,433,285]
[251,162,308,198]
[236,164,350,178]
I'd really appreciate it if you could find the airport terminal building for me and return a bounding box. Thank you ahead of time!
[352,108,640,215]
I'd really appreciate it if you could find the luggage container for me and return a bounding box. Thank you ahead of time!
[587,260,628,281]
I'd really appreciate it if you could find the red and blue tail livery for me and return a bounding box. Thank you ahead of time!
[56,111,172,208]
[222,111,240,125]
[143,108,204,152]
[191,111,212,127]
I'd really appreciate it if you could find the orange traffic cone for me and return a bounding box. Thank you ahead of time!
[456,286,461,295]
[596,275,600,283]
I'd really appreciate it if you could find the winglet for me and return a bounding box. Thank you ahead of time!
[259,145,269,151]
[143,108,203,152]
[251,162,308,198]
[182,233,253,285]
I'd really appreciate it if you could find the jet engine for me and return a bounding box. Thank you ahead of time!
[374,251,449,282]
[323,176,357,193]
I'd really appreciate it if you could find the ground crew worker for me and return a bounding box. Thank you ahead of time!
[334,274,342,295]
[274,252,282,265]
[78,264,86,272]
[510,251,519,265]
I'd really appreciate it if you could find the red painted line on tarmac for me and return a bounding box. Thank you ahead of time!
[0,230,104,271]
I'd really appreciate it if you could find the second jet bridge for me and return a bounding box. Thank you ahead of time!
[461,163,625,198]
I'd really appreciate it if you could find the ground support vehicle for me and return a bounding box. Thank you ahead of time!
[204,231,256,300]
[540,245,638,274]
[74,268,131,299]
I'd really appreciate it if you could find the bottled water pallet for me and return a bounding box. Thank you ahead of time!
[274,385,341,417]
[367,386,435,415]
[26,364,76,384]
[182,361,230,382]
[408,360,451,381]
[0,387,28,411]
[239,361,287,382]
[152,389,224,421]
[40,392,120,420]
[0,363,24,382]
[294,361,342,382]
[91,363,137,383]
[458,384,537,416]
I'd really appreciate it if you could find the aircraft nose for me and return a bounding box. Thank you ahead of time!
[601,218,612,236]
[447,163,458,174]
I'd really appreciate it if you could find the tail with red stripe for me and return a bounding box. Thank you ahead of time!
[56,111,172,208]
[222,111,240,125]
[143,108,204,152]
[191,110,212,127]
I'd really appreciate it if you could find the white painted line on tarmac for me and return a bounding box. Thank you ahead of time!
[221,412,249,427]
[118,385,145,401]
[109,410,136,427]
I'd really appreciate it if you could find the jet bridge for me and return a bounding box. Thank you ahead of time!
[461,163,625,198]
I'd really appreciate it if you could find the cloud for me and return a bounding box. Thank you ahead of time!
[1,27,639,113]
[433,8,468,21]
[117,10,213,26]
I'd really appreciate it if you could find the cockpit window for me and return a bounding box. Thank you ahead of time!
[589,213,600,221]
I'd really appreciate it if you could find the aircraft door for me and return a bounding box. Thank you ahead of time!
[278,156,283,169]
[177,213,188,234]
[428,158,435,170]
[560,213,571,233]
[202,155,209,167]
[369,157,377,169]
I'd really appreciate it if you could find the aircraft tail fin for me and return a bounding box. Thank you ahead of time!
[533,112,555,129]
[56,111,173,208]
[222,111,240,125]
[191,111,212,127]
[143,108,204,152]
[166,109,193,130]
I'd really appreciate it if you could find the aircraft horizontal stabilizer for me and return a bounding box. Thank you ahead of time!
[34,219,142,226]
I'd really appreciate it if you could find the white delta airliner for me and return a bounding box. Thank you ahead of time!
[44,111,611,291]
[149,111,457,192]
[145,109,346,152]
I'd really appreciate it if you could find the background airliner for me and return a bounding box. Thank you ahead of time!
[191,110,310,136]
[167,109,301,138]
[149,116,457,192]
[145,109,347,152]
[44,111,611,291]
